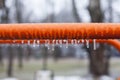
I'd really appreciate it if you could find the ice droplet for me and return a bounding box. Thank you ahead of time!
[59,40,62,47]
[33,40,36,47]
[77,40,80,44]
[93,39,96,50]
[82,39,84,44]
[21,40,24,44]
[86,40,89,48]
[56,40,58,45]
[71,39,74,45]
[74,39,77,46]
[37,40,40,44]
[27,40,30,45]
[52,40,55,51]
[66,40,68,48]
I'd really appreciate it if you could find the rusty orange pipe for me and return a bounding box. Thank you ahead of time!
[91,40,120,52]
[0,39,120,52]
[0,23,120,39]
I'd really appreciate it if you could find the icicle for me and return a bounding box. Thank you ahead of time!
[56,40,58,45]
[36,40,40,47]
[74,39,77,46]
[86,40,89,48]
[45,40,47,47]
[47,40,50,50]
[52,40,55,51]
[77,40,80,44]
[77,40,81,46]
[66,40,68,48]
[45,40,48,45]
[33,40,36,47]
[37,40,40,44]
[93,39,96,50]
[63,40,66,43]
[21,40,24,44]
[71,39,74,45]
[45,40,49,50]
[59,40,62,47]
[81,39,84,44]
[52,40,55,45]
[27,40,30,45]
[59,40,62,44]
[52,40,55,44]
[47,40,50,45]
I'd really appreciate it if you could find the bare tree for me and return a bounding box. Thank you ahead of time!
[0,0,13,77]
[42,46,48,70]
[88,0,103,22]
[15,0,22,23]
[108,0,113,22]
[53,45,62,62]
[26,46,32,61]
[17,46,23,69]
[0,45,3,66]
[0,0,9,67]
[7,45,14,77]
[72,0,81,22]
[0,0,9,23]
[87,0,111,78]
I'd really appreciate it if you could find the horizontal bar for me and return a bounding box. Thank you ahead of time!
[0,23,120,39]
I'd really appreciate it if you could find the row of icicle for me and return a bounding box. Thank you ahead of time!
[11,39,97,51]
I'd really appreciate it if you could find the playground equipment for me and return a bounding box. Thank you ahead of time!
[0,23,120,39]
[0,23,120,80]
[0,23,119,51]
[0,39,120,51]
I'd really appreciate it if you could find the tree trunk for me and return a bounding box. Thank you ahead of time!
[26,45,32,61]
[0,0,11,77]
[7,46,14,77]
[0,45,3,66]
[72,0,81,22]
[87,44,110,77]
[53,45,62,62]
[88,0,110,78]
[17,46,23,69]
[42,46,48,70]
[88,0,103,22]
[108,0,113,22]
[0,0,9,23]
[15,0,22,23]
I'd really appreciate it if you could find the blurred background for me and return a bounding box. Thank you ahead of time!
[0,0,120,80]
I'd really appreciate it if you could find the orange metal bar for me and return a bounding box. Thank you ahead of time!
[0,39,120,52]
[0,23,120,40]
[91,40,120,52]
